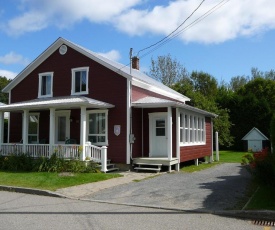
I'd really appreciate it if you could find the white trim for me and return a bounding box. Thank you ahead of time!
[176,108,180,162]
[126,79,131,164]
[55,110,71,144]
[87,109,108,146]
[28,112,40,143]
[38,72,53,98]
[0,112,4,145]
[49,108,55,154]
[80,106,87,161]
[167,107,172,160]
[179,109,206,146]
[71,67,89,95]
[149,112,168,157]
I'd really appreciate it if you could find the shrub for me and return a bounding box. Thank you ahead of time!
[248,148,275,188]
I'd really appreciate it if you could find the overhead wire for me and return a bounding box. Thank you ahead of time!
[137,0,205,56]
[139,0,230,60]
[116,0,230,73]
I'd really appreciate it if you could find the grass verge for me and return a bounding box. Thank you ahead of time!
[0,171,121,191]
[244,185,275,210]
[181,162,219,173]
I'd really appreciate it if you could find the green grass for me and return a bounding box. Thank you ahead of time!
[244,185,275,210]
[217,150,251,163]
[181,150,250,173]
[0,171,121,191]
[181,162,219,173]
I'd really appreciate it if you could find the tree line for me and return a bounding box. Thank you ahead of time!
[148,54,275,150]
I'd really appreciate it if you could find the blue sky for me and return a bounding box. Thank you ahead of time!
[1,0,275,84]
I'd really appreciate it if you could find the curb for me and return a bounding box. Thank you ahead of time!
[1,185,275,221]
[0,185,66,199]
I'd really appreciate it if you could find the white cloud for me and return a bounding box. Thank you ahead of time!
[3,0,275,44]
[114,0,275,44]
[0,70,17,79]
[0,52,30,65]
[97,50,121,62]
[4,0,142,36]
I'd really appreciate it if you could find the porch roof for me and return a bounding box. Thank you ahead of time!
[0,96,114,112]
[132,96,217,118]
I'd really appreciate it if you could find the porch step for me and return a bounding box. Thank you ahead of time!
[96,161,119,172]
[134,163,162,173]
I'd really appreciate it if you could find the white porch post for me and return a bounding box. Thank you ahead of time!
[175,108,180,171]
[80,106,87,161]
[49,108,55,155]
[167,107,173,172]
[22,110,29,153]
[0,112,4,150]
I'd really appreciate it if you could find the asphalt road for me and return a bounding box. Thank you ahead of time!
[83,163,251,211]
[0,191,265,230]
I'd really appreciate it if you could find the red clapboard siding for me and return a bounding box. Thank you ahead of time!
[9,45,128,164]
[180,117,212,162]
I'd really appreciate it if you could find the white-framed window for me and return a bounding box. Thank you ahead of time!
[28,113,39,143]
[38,72,53,98]
[71,67,89,95]
[87,110,108,145]
[179,110,205,146]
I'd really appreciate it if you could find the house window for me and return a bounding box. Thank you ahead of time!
[71,67,89,95]
[38,72,53,98]
[87,110,108,145]
[28,113,39,143]
[179,111,205,146]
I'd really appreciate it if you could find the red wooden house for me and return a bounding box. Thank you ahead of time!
[0,37,216,172]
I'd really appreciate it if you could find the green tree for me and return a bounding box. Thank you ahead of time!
[0,76,11,104]
[271,114,275,153]
[229,75,249,92]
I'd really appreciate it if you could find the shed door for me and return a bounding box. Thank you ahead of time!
[248,140,262,152]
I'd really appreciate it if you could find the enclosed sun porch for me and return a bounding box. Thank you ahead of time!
[0,96,114,172]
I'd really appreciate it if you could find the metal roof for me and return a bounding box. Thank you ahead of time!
[0,96,114,111]
[2,37,190,103]
[132,96,217,118]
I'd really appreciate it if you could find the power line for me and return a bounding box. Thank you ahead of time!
[139,0,230,60]
[137,0,205,56]
[116,0,230,73]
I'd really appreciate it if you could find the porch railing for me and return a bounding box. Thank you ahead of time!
[0,143,108,172]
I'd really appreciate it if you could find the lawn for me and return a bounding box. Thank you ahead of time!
[0,171,121,191]
[181,150,250,173]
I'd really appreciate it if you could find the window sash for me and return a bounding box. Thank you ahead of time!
[179,112,205,145]
[72,67,89,95]
[87,111,107,145]
[28,114,39,143]
[39,72,53,97]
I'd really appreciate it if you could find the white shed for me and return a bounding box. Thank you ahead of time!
[242,127,269,152]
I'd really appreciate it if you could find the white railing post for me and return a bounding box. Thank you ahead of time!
[101,146,107,173]
[85,141,91,159]
[80,106,87,161]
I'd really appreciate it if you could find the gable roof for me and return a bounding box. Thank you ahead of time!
[3,37,189,103]
[132,96,217,118]
[242,127,269,141]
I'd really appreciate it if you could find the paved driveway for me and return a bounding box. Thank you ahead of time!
[83,163,251,211]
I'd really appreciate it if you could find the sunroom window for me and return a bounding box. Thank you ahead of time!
[71,67,89,95]
[179,111,205,146]
[87,110,108,145]
[38,72,53,98]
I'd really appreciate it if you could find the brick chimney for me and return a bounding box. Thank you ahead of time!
[132,56,139,70]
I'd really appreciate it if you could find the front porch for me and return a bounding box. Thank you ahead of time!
[0,142,110,172]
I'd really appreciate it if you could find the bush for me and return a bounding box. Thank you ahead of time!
[0,153,34,171]
[247,148,275,188]
[0,152,100,173]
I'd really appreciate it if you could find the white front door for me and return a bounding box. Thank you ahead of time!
[55,111,70,144]
[149,113,167,157]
